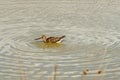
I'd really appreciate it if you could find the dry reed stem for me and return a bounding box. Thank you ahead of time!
[99,48,108,69]
[18,61,26,80]
[53,64,57,80]
[80,73,85,80]
[36,70,45,80]
[15,53,26,80]
[99,48,108,80]
[48,77,52,80]
[99,73,104,80]
[80,69,88,80]
[94,47,108,80]
[83,69,89,75]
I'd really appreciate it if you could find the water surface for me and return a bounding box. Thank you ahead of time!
[0,0,120,80]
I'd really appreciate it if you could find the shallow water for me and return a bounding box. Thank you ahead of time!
[0,0,120,80]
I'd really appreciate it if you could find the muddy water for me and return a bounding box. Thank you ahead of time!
[0,1,120,80]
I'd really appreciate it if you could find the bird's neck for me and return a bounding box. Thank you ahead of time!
[42,36,47,42]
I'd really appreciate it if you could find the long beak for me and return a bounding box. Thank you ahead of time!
[34,37,42,40]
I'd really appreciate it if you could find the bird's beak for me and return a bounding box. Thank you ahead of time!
[34,37,42,40]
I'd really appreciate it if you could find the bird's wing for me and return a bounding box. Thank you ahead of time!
[47,37,60,43]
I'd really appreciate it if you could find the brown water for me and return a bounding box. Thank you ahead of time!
[0,0,120,80]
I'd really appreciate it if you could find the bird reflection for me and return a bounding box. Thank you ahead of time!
[34,42,64,49]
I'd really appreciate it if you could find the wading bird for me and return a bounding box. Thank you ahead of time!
[35,35,65,43]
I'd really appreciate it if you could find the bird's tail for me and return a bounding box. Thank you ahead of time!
[60,35,65,39]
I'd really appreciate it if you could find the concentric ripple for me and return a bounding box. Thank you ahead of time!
[0,1,120,80]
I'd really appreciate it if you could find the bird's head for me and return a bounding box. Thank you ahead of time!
[35,35,46,40]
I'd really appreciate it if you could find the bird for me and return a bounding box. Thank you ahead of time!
[35,35,65,43]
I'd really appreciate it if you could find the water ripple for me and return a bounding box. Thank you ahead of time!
[0,1,120,80]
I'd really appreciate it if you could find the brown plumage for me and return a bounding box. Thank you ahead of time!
[35,35,65,43]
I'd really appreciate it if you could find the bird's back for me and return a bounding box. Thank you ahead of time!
[46,36,65,43]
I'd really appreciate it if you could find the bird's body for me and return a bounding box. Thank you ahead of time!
[35,35,65,43]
